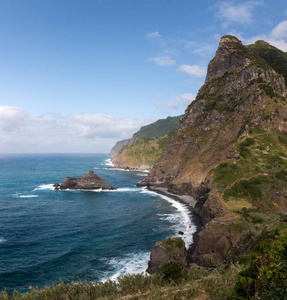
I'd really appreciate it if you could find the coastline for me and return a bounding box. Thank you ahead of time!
[106,157,203,265]
[147,186,203,264]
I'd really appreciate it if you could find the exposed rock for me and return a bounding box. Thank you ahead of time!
[140,35,287,268]
[53,183,60,190]
[148,237,187,274]
[58,170,116,190]
[192,227,232,267]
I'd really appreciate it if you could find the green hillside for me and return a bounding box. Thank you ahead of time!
[133,116,180,139]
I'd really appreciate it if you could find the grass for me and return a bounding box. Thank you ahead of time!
[0,266,239,300]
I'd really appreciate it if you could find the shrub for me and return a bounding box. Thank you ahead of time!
[238,138,255,158]
[160,260,183,282]
[234,232,287,299]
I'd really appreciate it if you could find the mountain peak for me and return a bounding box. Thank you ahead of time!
[205,35,248,82]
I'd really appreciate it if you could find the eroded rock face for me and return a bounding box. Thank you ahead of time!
[140,35,287,268]
[140,35,287,190]
[57,170,116,190]
[148,237,187,274]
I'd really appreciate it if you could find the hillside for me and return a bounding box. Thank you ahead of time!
[111,116,180,169]
[109,138,131,156]
[133,116,180,139]
[140,35,287,270]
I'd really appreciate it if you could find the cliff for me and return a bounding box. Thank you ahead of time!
[140,35,287,266]
[111,116,180,169]
[109,139,131,156]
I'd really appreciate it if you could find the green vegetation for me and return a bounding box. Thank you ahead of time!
[234,232,287,299]
[161,237,185,250]
[133,116,180,139]
[248,40,287,84]
[3,229,287,299]
[115,129,177,167]
[211,129,287,205]
[0,264,238,299]
[109,138,131,156]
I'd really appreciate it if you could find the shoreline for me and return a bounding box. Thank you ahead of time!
[147,186,203,264]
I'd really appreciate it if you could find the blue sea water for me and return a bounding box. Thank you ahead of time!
[0,153,195,293]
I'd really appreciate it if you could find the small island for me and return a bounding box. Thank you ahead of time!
[54,170,116,190]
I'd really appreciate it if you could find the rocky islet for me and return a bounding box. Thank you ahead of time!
[54,170,116,190]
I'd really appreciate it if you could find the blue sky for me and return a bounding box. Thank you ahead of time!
[1,0,287,153]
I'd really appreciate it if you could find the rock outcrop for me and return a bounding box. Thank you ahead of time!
[140,35,287,267]
[55,170,116,190]
[148,237,187,274]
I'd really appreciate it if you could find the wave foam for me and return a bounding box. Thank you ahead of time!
[141,188,196,249]
[101,158,114,167]
[100,251,150,282]
[33,184,54,191]
[19,195,39,198]
[64,187,141,193]
[0,237,7,243]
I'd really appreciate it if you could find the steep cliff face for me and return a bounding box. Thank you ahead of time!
[111,116,180,170]
[141,35,287,190]
[140,35,287,266]
[109,139,131,156]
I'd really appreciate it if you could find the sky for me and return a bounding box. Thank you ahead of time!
[1,0,287,153]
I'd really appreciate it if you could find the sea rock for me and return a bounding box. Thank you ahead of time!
[58,170,116,190]
[53,183,60,190]
[147,237,187,274]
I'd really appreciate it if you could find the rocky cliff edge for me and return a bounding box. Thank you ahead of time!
[140,35,287,267]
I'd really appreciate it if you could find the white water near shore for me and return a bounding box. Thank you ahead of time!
[3,155,196,285]
[140,188,195,249]
[97,159,197,281]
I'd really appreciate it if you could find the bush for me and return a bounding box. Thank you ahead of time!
[234,232,287,299]
[160,260,183,282]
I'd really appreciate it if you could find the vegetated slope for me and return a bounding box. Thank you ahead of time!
[140,35,287,267]
[111,116,180,169]
[109,138,131,156]
[133,116,180,139]
[247,40,287,85]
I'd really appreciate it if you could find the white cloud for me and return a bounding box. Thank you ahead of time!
[0,106,27,131]
[178,64,206,77]
[0,106,154,153]
[155,93,195,111]
[148,55,176,66]
[168,93,195,109]
[271,20,287,40]
[146,31,161,39]
[239,20,287,51]
[212,1,260,27]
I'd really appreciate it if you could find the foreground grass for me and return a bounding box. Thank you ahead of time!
[0,265,239,300]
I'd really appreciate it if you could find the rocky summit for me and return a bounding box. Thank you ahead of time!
[55,170,116,190]
[139,35,287,267]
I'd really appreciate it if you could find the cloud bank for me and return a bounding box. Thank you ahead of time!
[0,106,154,153]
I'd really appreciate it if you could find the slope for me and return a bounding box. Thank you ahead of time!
[140,35,287,266]
[111,116,180,169]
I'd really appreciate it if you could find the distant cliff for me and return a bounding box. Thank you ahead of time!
[110,116,180,169]
[140,35,287,266]
[109,139,131,156]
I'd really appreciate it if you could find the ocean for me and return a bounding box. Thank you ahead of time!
[0,153,196,293]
